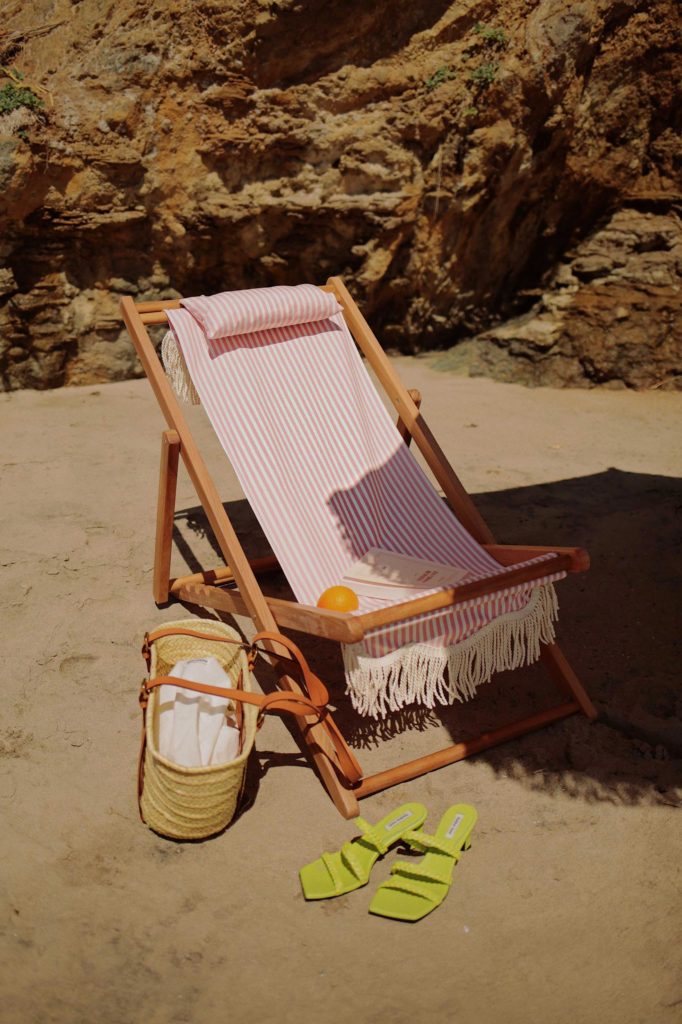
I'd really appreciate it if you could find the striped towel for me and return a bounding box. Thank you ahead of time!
[166,285,564,717]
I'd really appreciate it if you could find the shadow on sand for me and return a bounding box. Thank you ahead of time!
[170,468,682,809]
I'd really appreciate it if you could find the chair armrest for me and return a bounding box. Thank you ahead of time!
[483,544,589,572]
[354,552,574,633]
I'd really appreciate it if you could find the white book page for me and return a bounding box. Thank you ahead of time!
[341,548,469,601]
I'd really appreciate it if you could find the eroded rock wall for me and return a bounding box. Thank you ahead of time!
[1,0,680,390]
[438,206,682,387]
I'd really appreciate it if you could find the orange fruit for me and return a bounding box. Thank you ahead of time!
[317,585,359,612]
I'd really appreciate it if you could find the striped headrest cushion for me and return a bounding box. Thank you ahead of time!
[181,284,342,340]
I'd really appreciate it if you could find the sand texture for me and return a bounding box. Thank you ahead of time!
[1,360,681,1023]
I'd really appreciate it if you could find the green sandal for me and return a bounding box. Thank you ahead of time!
[368,803,477,921]
[299,802,427,900]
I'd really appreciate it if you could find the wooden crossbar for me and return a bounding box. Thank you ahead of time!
[355,701,581,797]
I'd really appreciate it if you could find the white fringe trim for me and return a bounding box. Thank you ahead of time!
[161,330,201,405]
[342,584,559,718]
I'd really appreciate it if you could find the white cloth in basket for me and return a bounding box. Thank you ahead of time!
[156,657,241,767]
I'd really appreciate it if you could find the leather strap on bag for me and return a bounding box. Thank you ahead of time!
[140,676,326,720]
[142,626,328,709]
[248,630,363,784]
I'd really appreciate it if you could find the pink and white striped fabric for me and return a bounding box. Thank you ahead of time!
[181,284,341,341]
[167,285,565,717]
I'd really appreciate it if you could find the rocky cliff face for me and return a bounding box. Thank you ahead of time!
[1,0,680,390]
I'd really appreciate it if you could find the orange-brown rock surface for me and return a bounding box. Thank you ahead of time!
[1,0,680,390]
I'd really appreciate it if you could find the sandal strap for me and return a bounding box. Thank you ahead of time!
[354,816,374,836]
[379,876,435,901]
[316,815,406,896]
[354,816,391,856]
[320,852,344,893]
[391,861,455,884]
[404,829,462,857]
[339,841,366,881]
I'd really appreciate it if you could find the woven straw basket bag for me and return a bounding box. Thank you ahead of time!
[139,619,258,840]
[138,619,335,841]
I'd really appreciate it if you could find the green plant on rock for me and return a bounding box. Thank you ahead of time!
[473,23,507,46]
[424,66,455,92]
[469,61,499,88]
[0,80,44,115]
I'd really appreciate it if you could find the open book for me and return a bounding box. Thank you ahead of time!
[340,548,469,602]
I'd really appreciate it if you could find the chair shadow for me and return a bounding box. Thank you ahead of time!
[236,750,311,823]
[170,468,682,807]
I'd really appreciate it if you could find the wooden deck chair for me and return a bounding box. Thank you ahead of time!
[120,278,597,819]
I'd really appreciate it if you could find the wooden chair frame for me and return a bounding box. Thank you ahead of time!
[120,277,597,818]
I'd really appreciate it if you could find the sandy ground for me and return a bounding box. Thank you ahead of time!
[1,359,681,1024]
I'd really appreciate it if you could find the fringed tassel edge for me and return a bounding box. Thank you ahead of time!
[342,584,560,719]
[161,331,201,405]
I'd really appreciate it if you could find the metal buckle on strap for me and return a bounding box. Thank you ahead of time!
[138,678,151,708]
[141,632,151,669]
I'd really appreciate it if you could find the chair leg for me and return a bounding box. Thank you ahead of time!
[153,429,180,604]
[302,724,361,819]
[541,642,598,720]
